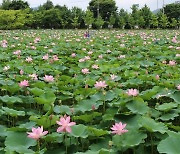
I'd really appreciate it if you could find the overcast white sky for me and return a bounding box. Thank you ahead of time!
[0,0,178,11]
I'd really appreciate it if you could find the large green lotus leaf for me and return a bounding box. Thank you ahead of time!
[77,149,116,154]
[153,89,174,99]
[44,148,65,154]
[32,81,46,89]
[0,95,22,104]
[90,92,104,102]
[159,109,179,121]
[0,109,5,116]
[23,66,35,74]
[102,108,118,121]
[88,127,109,137]
[44,133,64,143]
[156,103,178,112]
[2,107,25,117]
[170,91,180,104]
[75,151,98,154]
[35,91,56,105]
[29,115,59,128]
[140,86,160,100]
[0,125,7,137]
[112,130,147,149]
[104,91,116,101]
[157,134,180,154]
[167,124,180,131]
[6,84,20,94]
[74,99,103,113]
[89,136,111,151]
[126,98,149,115]
[74,112,102,122]
[54,105,72,115]
[71,124,88,138]
[99,149,116,154]
[5,131,36,153]
[138,116,168,134]
[18,122,36,130]
[125,78,143,86]
[29,87,44,96]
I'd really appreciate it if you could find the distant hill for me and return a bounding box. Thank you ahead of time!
[32,7,38,10]
[152,8,161,14]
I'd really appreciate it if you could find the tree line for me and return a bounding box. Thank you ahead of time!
[0,0,179,30]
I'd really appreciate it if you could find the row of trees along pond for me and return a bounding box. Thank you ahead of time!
[0,0,180,30]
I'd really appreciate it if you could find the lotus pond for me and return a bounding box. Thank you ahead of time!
[0,30,180,154]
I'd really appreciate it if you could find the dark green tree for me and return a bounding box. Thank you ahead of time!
[159,13,169,29]
[138,16,145,28]
[118,9,128,29]
[131,4,140,26]
[71,7,85,29]
[6,0,29,10]
[150,14,159,28]
[170,18,178,28]
[0,0,11,10]
[55,5,72,28]
[84,9,94,28]
[40,0,54,10]
[109,14,116,28]
[41,9,61,29]
[139,4,152,28]
[88,0,117,22]
[164,3,180,21]
[94,16,104,29]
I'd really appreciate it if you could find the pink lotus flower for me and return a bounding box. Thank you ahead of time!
[118,55,126,59]
[34,37,41,43]
[20,69,24,75]
[43,54,49,60]
[88,51,93,55]
[156,75,160,80]
[31,46,36,50]
[79,58,85,62]
[94,81,107,89]
[27,126,48,140]
[162,60,167,64]
[53,55,59,61]
[177,85,180,90]
[111,122,128,135]
[19,80,29,87]
[13,50,21,55]
[84,56,90,60]
[98,55,103,59]
[82,68,90,74]
[172,37,177,43]
[126,89,139,96]
[71,53,76,57]
[176,54,180,57]
[92,64,99,69]
[49,49,53,52]
[110,74,118,80]
[25,57,33,63]
[1,40,8,48]
[3,66,10,71]
[43,75,54,82]
[169,60,176,66]
[168,46,173,49]
[56,115,76,133]
[29,74,38,80]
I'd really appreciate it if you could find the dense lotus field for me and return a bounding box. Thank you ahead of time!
[0,29,180,154]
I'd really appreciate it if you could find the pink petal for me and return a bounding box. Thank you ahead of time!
[57,126,65,133]
[66,126,72,133]
[68,122,76,126]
